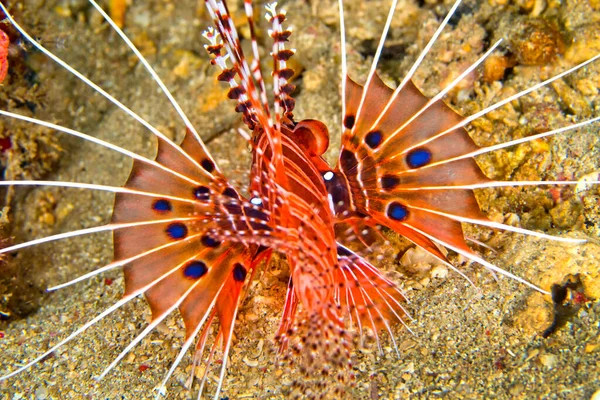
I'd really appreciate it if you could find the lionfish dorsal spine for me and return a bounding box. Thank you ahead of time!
[205,0,293,191]
[203,26,259,130]
[204,0,267,124]
[266,3,297,121]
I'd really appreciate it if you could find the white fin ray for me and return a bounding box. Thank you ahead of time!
[390,115,600,167]
[366,0,464,139]
[339,284,356,331]
[0,255,192,382]
[402,222,551,295]
[344,275,365,345]
[0,180,204,206]
[338,0,348,135]
[338,265,382,352]
[154,288,225,399]
[379,38,503,151]
[350,0,400,134]
[403,52,600,154]
[0,217,197,255]
[346,264,402,355]
[337,244,413,317]
[48,232,205,291]
[186,314,215,391]
[96,271,205,381]
[0,3,214,179]
[0,110,207,187]
[196,329,220,398]
[390,180,600,191]
[86,0,212,160]
[0,296,134,381]
[406,203,586,244]
[345,258,413,337]
[212,300,242,400]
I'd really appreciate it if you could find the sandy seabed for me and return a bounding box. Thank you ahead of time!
[0,0,599,398]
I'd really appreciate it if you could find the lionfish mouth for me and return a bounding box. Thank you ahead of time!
[0,0,599,399]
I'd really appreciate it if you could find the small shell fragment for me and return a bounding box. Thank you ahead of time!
[431,265,449,279]
[243,356,259,367]
[575,170,600,195]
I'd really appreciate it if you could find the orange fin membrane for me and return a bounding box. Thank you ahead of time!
[332,0,600,299]
[110,125,282,396]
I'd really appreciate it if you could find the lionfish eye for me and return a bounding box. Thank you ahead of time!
[289,119,330,156]
[322,171,335,181]
[250,197,263,205]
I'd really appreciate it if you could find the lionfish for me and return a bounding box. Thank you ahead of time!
[0,0,598,398]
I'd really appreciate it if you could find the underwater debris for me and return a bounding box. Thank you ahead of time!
[542,273,591,338]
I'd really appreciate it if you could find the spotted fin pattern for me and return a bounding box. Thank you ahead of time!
[337,73,489,261]
[326,0,599,293]
[111,126,269,345]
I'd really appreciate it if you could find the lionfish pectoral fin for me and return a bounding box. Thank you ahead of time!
[213,258,252,344]
[336,62,513,288]
[105,107,258,397]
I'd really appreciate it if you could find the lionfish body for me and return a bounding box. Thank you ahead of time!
[0,0,599,398]
[204,2,407,351]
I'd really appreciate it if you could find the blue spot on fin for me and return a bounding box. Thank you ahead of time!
[406,148,432,168]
